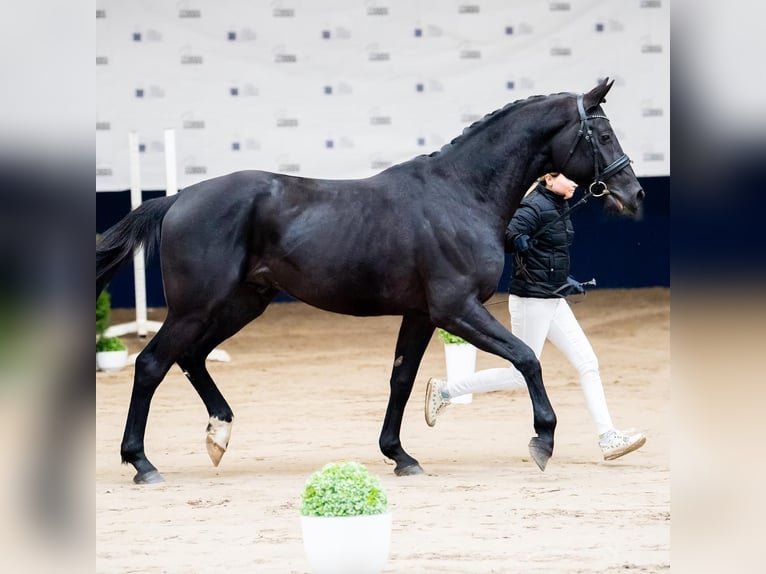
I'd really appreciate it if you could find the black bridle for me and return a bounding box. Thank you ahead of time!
[560,93,632,197]
[524,94,633,244]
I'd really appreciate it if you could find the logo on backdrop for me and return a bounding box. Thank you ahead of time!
[366,2,389,16]
[369,108,392,126]
[323,82,353,96]
[275,110,299,127]
[550,43,572,56]
[148,140,165,153]
[276,155,300,173]
[548,1,571,11]
[96,9,106,19]
[322,26,352,40]
[132,29,163,42]
[273,45,297,63]
[183,156,207,175]
[134,85,166,99]
[505,22,533,36]
[641,100,664,117]
[271,0,296,17]
[370,156,393,170]
[227,28,257,41]
[642,150,664,162]
[328,136,355,150]
[459,42,481,59]
[96,164,113,177]
[181,111,206,130]
[457,3,480,14]
[96,121,110,131]
[367,43,390,62]
[413,24,444,38]
[504,76,536,92]
[415,79,444,93]
[595,19,625,33]
[230,83,260,97]
[640,35,663,53]
[178,2,201,18]
[640,0,662,7]
[96,56,108,66]
[179,46,203,65]
[232,138,261,151]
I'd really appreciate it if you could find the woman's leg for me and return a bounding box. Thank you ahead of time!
[442,296,556,398]
[545,299,614,436]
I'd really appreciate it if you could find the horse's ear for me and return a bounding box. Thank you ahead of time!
[583,77,614,111]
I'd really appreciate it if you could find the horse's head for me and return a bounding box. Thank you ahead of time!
[551,78,644,214]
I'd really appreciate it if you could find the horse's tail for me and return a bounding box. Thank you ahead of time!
[96,194,180,297]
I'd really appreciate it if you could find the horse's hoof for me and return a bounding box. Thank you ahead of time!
[206,417,232,467]
[133,470,164,484]
[394,463,425,476]
[528,437,553,472]
[206,441,226,467]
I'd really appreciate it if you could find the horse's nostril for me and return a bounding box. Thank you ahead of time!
[636,189,645,201]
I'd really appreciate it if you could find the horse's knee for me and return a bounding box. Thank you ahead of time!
[134,351,169,388]
[513,347,540,379]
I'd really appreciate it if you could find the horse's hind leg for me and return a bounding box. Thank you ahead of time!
[379,314,434,476]
[176,287,278,467]
[121,313,208,484]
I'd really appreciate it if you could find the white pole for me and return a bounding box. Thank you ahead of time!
[164,128,178,196]
[105,132,162,339]
[129,132,149,337]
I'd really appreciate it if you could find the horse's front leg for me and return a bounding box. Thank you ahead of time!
[379,314,434,476]
[437,300,557,471]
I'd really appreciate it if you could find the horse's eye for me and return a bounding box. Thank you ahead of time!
[599,133,611,143]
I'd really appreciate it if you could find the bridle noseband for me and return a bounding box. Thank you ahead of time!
[560,93,632,198]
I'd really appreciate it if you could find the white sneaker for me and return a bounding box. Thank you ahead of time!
[599,429,646,461]
[425,378,450,427]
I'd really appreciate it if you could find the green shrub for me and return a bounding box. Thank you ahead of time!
[96,289,111,338]
[96,336,127,353]
[437,328,468,345]
[300,461,388,517]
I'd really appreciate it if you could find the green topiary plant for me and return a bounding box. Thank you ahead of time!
[96,289,111,339]
[300,461,388,517]
[437,328,468,345]
[96,335,127,353]
[96,286,126,353]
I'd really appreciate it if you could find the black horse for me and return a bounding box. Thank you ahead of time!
[97,79,643,484]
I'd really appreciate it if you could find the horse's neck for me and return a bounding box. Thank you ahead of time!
[435,107,563,222]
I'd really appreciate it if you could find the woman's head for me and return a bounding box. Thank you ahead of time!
[538,172,577,200]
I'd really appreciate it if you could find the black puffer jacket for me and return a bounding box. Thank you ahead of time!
[505,184,574,298]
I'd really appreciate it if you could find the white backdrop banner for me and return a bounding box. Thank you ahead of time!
[96,0,669,191]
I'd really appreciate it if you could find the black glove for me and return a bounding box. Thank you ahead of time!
[513,234,530,253]
[564,276,585,295]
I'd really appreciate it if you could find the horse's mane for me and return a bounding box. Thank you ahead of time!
[425,91,570,159]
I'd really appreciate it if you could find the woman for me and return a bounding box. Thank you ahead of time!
[425,172,646,461]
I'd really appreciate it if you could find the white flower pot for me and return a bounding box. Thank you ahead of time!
[444,343,476,404]
[300,513,392,574]
[96,349,128,372]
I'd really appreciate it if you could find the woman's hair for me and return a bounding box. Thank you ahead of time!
[526,172,561,195]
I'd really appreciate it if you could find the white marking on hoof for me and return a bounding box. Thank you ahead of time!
[207,349,231,362]
[205,416,232,467]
